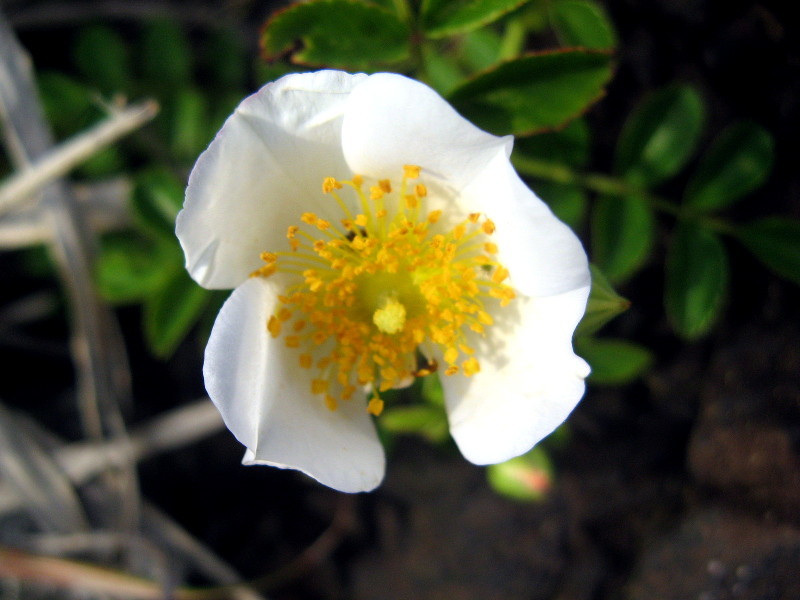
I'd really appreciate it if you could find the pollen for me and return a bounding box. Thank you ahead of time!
[251,167,515,415]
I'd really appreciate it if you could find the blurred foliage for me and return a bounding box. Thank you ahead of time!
[27,0,794,501]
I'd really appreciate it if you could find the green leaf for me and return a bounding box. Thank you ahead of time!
[421,373,445,407]
[77,146,124,179]
[144,269,210,358]
[380,405,449,443]
[550,0,617,50]
[736,218,800,286]
[449,49,614,136]
[684,122,774,212]
[576,338,653,385]
[422,0,531,38]
[575,264,630,337]
[260,0,410,69]
[486,446,553,502]
[423,48,465,96]
[665,223,729,339]
[535,181,587,230]
[615,84,704,186]
[131,168,186,240]
[514,118,591,167]
[167,88,210,160]
[73,25,130,92]
[95,234,178,304]
[140,20,192,88]
[461,27,504,71]
[591,194,656,283]
[38,72,98,137]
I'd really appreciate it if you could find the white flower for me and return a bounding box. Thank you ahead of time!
[177,70,591,493]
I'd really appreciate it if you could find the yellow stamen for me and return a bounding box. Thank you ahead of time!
[257,169,515,415]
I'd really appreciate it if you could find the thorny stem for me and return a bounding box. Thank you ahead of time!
[511,155,738,236]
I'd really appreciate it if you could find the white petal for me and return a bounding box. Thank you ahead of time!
[204,277,385,493]
[177,70,368,289]
[340,73,512,190]
[441,286,591,465]
[459,151,590,297]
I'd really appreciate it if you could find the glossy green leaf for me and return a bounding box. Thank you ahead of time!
[685,122,774,212]
[131,168,185,242]
[615,84,704,186]
[380,405,449,443]
[450,49,613,136]
[486,447,553,502]
[260,0,410,69]
[95,234,177,304]
[736,218,800,286]
[576,338,653,384]
[591,194,656,283]
[140,20,192,88]
[665,223,728,339]
[422,0,531,38]
[461,27,503,71]
[423,49,465,96]
[144,269,210,358]
[575,264,631,337]
[550,0,617,50]
[73,25,130,92]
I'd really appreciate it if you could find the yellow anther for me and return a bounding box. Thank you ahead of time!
[312,379,328,394]
[373,297,407,335]
[267,315,281,337]
[492,266,509,284]
[322,177,342,193]
[463,357,480,376]
[325,394,338,411]
[403,165,421,179]
[260,169,515,413]
[367,396,384,416]
[444,347,458,365]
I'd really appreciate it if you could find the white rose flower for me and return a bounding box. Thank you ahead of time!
[177,70,591,493]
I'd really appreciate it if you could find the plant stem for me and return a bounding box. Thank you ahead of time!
[512,155,737,235]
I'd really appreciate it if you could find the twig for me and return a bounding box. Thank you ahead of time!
[0,399,224,515]
[0,11,139,531]
[0,178,131,249]
[0,101,158,216]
